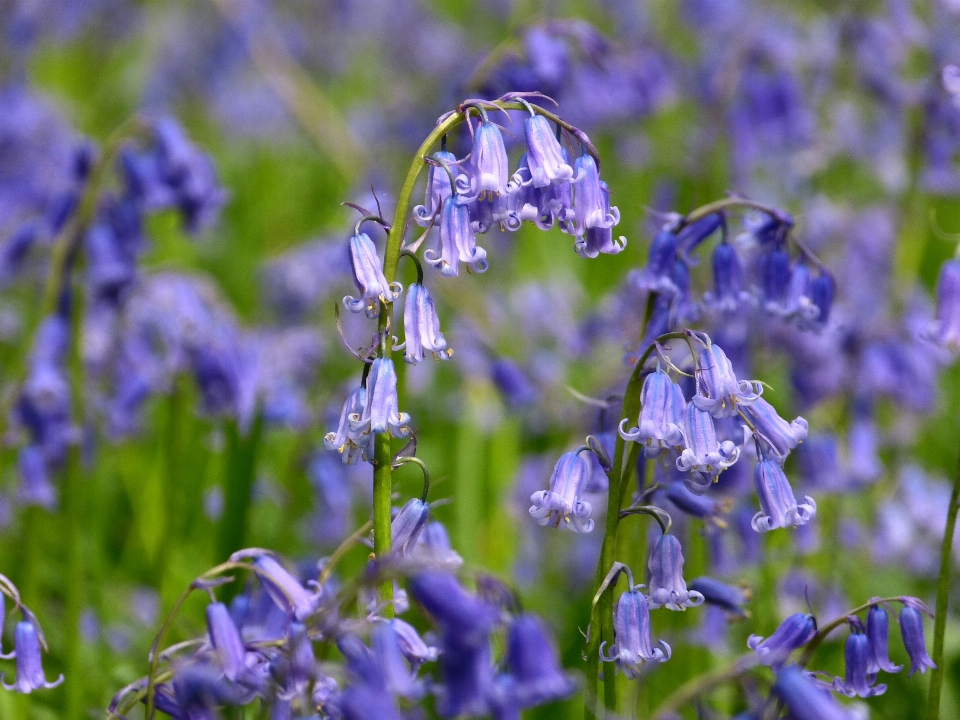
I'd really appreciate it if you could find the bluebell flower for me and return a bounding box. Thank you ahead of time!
[688,577,749,617]
[741,398,808,460]
[748,613,816,667]
[529,449,594,532]
[414,149,457,226]
[576,218,627,259]
[759,247,793,314]
[773,665,855,720]
[491,357,537,407]
[1,621,64,693]
[619,366,685,457]
[926,258,960,351]
[496,614,576,712]
[324,385,371,465]
[409,572,497,646]
[600,587,671,678]
[343,232,402,318]
[809,272,835,326]
[569,152,622,255]
[390,618,439,670]
[691,333,762,418]
[509,154,555,230]
[272,621,317,700]
[16,445,56,509]
[206,602,247,683]
[391,498,430,557]
[751,459,816,532]
[456,119,511,201]
[348,358,411,442]
[248,555,322,621]
[436,637,495,718]
[167,663,251,718]
[631,228,679,296]
[339,682,403,720]
[832,625,886,698]
[796,434,841,491]
[676,403,741,491]
[704,242,750,313]
[371,622,421,699]
[401,283,451,363]
[899,604,936,676]
[425,195,489,276]
[865,604,902,674]
[521,114,573,188]
[647,534,704,610]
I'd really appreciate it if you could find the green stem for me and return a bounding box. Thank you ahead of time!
[216,412,265,568]
[927,446,960,720]
[372,433,395,618]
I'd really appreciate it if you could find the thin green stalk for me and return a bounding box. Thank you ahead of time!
[217,412,265,567]
[372,433,395,618]
[927,446,960,720]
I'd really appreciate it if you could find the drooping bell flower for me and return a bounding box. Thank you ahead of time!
[576,214,627,259]
[773,665,855,720]
[748,613,816,667]
[676,213,723,257]
[809,272,835,326]
[740,398,808,460]
[631,228,679,296]
[688,577,749,617]
[206,602,247,683]
[343,232,402,319]
[759,246,792,313]
[0,621,64,693]
[391,498,430,557]
[414,149,457,226]
[456,119,511,201]
[676,403,741,491]
[509,154,555,230]
[424,195,488,277]
[664,481,730,527]
[751,459,816,532]
[529,450,595,533]
[522,114,574,188]
[692,333,762,418]
[865,604,902,674]
[273,622,317,700]
[619,366,685,457]
[704,242,750,313]
[324,385,372,464]
[371,622,421,699]
[412,520,464,570]
[899,604,936,676]
[569,152,622,257]
[249,555,322,621]
[348,358,411,442]
[926,258,960,352]
[390,618,440,671]
[497,614,576,711]
[832,625,886,697]
[646,534,704,610]
[402,283,451,364]
[409,572,497,646]
[600,587,671,678]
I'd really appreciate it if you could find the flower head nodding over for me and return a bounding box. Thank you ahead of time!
[688,577,750,618]
[927,258,960,352]
[647,533,704,610]
[343,232,402,318]
[529,449,594,533]
[249,554,322,621]
[619,366,685,457]
[600,587,671,678]
[676,403,741,491]
[499,614,577,710]
[522,114,573,188]
[748,612,816,667]
[324,385,371,464]
[704,242,750,313]
[773,665,855,720]
[456,119,510,201]
[833,625,886,697]
[348,358,411,442]
[414,149,457,226]
[205,602,247,683]
[402,283,451,364]
[569,152,621,249]
[900,604,936,676]
[865,604,902,674]
[425,195,488,277]
[391,498,430,557]
[632,228,679,296]
[1,621,64,693]
[390,618,440,671]
[741,398,808,460]
[751,459,816,532]
[692,333,762,418]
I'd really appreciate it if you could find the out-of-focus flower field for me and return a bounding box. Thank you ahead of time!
[3,1,960,719]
